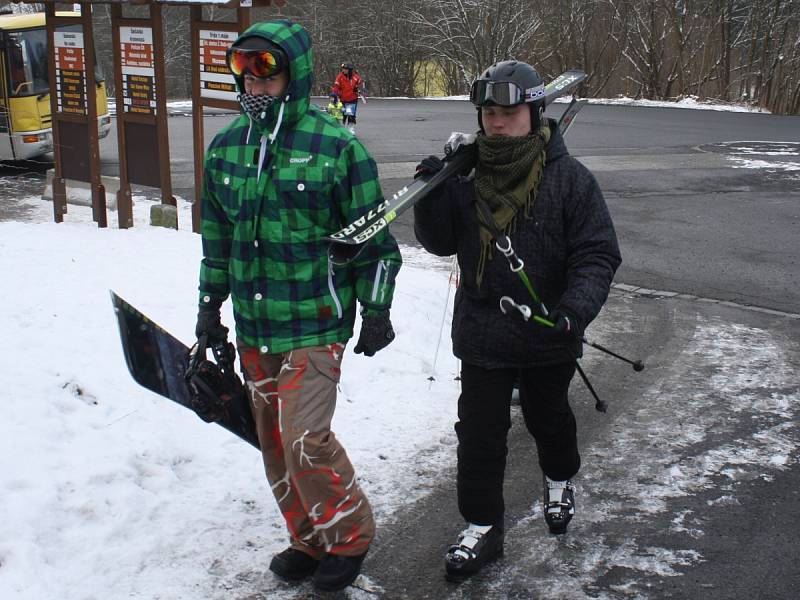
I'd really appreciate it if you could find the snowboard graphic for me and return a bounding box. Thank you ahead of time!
[111,291,259,448]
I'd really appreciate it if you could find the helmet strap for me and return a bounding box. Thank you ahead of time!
[530,103,544,131]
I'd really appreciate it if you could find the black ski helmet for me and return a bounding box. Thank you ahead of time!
[472,60,545,133]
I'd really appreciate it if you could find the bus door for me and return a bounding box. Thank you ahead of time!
[0,32,14,159]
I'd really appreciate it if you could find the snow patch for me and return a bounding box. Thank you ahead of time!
[0,199,461,600]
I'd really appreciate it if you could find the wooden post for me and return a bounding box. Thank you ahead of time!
[190,5,204,234]
[44,3,66,224]
[151,3,176,209]
[110,3,132,229]
[81,2,106,228]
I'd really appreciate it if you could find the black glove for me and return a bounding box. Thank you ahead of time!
[195,304,229,344]
[353,310,395,357]
[542,308,582,343]
[414,155,445,179]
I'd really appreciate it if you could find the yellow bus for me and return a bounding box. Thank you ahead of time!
[0,11,111,160]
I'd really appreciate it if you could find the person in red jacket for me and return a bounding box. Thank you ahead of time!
[332,62,362,132]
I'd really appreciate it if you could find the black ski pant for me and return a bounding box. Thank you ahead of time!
[455,361,580,531]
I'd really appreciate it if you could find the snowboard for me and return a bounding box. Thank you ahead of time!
[110,291,260,448]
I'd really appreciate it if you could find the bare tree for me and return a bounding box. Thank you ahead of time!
[161,6,192,99]
[405,0,544,94]
[532,0,626,96]
[12,0,795,114]
[354,0,427,96]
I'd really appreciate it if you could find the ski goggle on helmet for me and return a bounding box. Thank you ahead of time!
[470,79,545,107]
[227,41,287,79]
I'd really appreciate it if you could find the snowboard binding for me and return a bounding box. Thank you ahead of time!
[185,334,246,423]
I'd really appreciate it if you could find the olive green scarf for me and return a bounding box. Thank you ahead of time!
[473,123,551,287]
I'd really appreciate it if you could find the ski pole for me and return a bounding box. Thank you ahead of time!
[500,296,645,372]
[428,256,458,382]
[490,227,644,373]
[582,336,644,371]
[575,362,607,413]
[500,296,609,413]
[494,234,548,316]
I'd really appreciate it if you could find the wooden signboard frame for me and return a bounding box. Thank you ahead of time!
[45,3,105,226]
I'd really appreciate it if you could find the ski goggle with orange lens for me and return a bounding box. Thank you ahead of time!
[227,47,287,79]
[470,79,545,107]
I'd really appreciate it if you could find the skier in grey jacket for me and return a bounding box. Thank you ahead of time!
[413,60,621,581]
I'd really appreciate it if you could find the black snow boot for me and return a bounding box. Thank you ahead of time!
[444,523,504,581]
[544,475,576,534]
[313,551,367,591]
[269,547,319,581]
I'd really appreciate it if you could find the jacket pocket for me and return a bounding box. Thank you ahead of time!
[306,345,344,385]
[273,167,335,233]
[208,162,250,222]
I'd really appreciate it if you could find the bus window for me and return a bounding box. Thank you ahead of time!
[6,28,49,97]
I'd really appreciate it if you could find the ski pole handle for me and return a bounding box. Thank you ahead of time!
[495,235,524,272]
[444,131,477,157]
[500,295,554,327]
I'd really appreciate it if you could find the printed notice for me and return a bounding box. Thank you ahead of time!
[54,29,86,115]
[199,29,238,101]
[120,26,157,115]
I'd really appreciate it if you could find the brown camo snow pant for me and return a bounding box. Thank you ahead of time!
[238,342,374,558]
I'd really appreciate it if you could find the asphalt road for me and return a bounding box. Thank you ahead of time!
[2,100,799,599]
[44,98,797,315]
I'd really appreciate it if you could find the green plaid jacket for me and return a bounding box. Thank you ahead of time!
[199,20,401,353]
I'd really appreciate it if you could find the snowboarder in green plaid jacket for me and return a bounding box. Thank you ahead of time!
[194,20,402,592]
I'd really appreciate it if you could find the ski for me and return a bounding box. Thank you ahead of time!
[325,69,587,264]
[557,97,588,136]
[542,70,587,105]
[327,143,476,264]
[111,291,259,449]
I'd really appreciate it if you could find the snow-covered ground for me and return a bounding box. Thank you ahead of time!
[0,197,461,599]
[3,194,797,600]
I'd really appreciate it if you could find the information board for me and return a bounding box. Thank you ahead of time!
[119,26,156,116]
[198,29,238,101]
[54,29,86,115]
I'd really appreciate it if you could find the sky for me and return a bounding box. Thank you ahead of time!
[0,100,797,599]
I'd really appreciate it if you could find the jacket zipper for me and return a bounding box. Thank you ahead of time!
[371,260,388,303]
[328,261,343,319]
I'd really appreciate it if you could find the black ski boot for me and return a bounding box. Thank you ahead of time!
[444,523,504,581]
[313,551,367,591]
[544,475,575,534]
[269,547,319,581]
